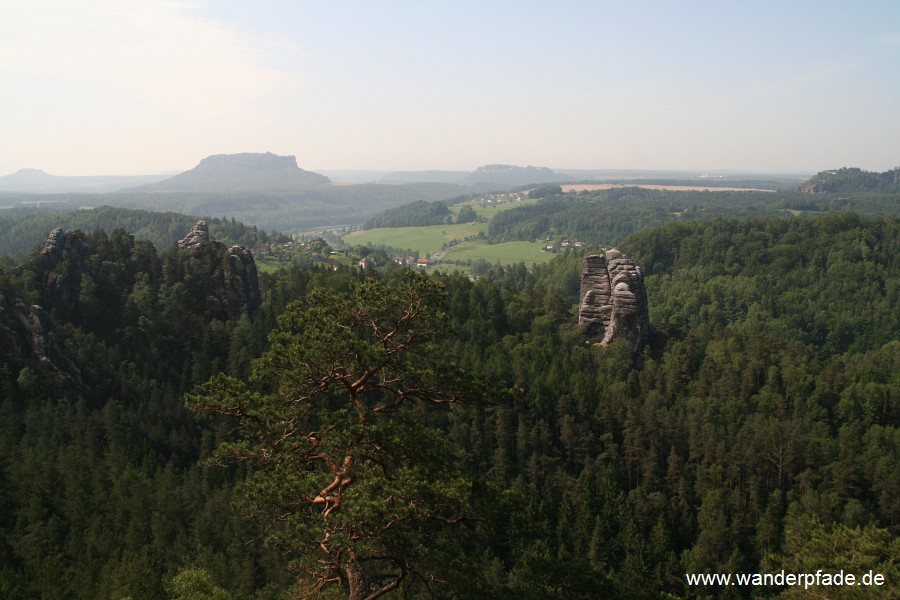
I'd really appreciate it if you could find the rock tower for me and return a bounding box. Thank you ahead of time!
[578,249,666,357]
[176,221,261,320]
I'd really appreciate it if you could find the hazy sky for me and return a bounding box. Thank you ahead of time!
[2,0,899,175]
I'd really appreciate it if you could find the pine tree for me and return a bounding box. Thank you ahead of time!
[187,271,486,598]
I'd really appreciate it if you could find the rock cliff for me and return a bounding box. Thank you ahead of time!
[578,249,666,357]
[176,221,261,320]
[0,292,83,397]
[38,227,93,319]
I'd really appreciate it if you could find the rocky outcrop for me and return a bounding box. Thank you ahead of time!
[40,227,91,262]
[579,249,666,357]
[36,227,93,320]
[0,292,83,397]
[211,245,261,319]
[177,220,211,248]
[25,222,259,324]
[176,221,261,320]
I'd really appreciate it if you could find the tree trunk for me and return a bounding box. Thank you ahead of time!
[345,559,369,600]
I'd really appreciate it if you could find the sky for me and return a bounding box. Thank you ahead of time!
[1,0,899,176]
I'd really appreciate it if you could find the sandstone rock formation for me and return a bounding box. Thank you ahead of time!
[38,227,92,319]
[177,220,211,248]
[578,249,666,357]
[176,221,261,320]
[0,292,83,397]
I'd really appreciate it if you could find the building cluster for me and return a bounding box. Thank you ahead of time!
[478,192,526,207]
[358,256,429,269]
[542,238,586,252]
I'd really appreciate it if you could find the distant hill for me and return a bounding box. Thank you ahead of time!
[374,165,571,186]
[379,170,470,184]
[0,205,290,258]
[319,170,392,184]
[0,182,488,233]
[799,166,900,194]
[464,164,572,186]
[126,152,331,192]
[0,168,170,193]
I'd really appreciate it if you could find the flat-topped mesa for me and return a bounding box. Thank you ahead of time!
[126,152,331,192]
[579,249,666,357]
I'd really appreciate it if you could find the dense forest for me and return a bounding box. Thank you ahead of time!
[486,186,900,246]
[799,167,900,194]
[0,206,290,258]
[0,210,897,597]
[363,199,451,229]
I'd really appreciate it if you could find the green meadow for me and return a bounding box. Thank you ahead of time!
[344,221,486,255]
[341,198,552,269]
[441,240,555,266]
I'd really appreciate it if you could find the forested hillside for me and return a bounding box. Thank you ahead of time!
[0,206,289,258]
[0,213,896,598]
[0,180,496,233]
[799,166,900,194]
[486,186,900,246]
[363,199,451,228]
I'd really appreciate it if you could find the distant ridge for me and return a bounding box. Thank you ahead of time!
[0,168,170,193]
[379,170,470,184]
[126,152,331,192]
[464,164,572,186]
[376,165,571,186]
[799,166,900,194]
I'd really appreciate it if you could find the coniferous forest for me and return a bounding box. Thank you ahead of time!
[0,209,898,598]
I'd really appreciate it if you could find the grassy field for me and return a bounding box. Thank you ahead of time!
[344,221,486,255]
[255,255,287,274]
[340,198,559,271]
[441,240,556,267]
[470,197,539,219]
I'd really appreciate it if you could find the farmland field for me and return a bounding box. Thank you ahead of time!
[342,199,538,253]
[441,240,556,266]
[344,221,486,255]
[561,183,776,193]
[341,198,558,270]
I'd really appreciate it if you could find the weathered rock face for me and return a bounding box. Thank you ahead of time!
[38,227,92,318]
[210,245,261,319]
[579,249,666,357]
[0,292,83,397]
[176,221,261,320]
[41,226,91,262]
[177,220,210,248]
